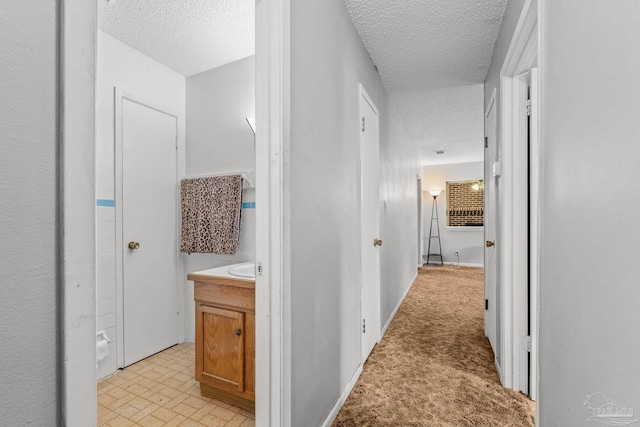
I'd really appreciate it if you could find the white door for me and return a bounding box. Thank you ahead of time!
[484,92,498,356]
[121,97,179,366]
[360,85,381,362]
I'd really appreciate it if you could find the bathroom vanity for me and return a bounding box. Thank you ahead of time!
[187,263,255,412]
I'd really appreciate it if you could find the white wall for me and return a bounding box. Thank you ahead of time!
[0,2,60,424]
[95,31,186,378]
[182,57,256,342]
[96,31,186,200]
[380,105,422,329]
[289,0,418,424]
[422,162,485,266]
[186,56,255,176]
[539,1,640,424]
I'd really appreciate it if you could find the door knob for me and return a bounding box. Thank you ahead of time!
[486,241,495,248]
[235,329,242,336]
[373,239,383,247]
[128,241,140,250]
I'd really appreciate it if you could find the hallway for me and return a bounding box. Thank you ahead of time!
[334,266,534,426]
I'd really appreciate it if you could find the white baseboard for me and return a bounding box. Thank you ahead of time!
[443,262,484,268]
[320,270,418,426]
[381,271,417,338]
[495,357,504,386]
[321,364,364,427]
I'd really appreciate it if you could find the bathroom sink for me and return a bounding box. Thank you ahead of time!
[228,262,255,279]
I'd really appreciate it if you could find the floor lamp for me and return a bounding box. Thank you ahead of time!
[426,189,444,266]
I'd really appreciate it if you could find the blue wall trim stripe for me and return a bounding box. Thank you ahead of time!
[96,199,115,207]
[97,199,249,208]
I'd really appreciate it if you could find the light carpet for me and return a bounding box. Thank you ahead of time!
[333,265,535,426]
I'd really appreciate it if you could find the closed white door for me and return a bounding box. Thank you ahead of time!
[360,86,381,362]
[484,93,498,356]
[122,97,179,366]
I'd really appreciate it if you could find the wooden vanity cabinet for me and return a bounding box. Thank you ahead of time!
[189,274,255,412]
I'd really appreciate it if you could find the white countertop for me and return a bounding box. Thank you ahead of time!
[188,262,255,282]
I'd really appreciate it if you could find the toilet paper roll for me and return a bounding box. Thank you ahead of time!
[96,339,109,363]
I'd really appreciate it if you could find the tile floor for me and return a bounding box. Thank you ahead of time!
[98,343,255,427]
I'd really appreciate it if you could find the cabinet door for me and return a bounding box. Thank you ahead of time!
[196,304,245,391]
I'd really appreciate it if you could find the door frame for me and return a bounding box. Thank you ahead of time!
[484,88,498,367]
[61,1,287,425]
[528,67,539,401]
[255,0,291,425]
[497,0,539,398]
[417,176,423,267]
[60,1,98,425]
[114,89,184,368]
[358,83,381,363]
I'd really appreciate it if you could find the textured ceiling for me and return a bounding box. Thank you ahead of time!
[98,0,505,164]
[98,0,254,76]
[344,0,507,164]
[392,84,484,165]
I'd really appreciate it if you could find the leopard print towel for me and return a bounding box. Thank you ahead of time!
[180,175,243,254]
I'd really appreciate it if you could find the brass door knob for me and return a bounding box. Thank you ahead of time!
[128,241,140,250]
[486,241,495,248]
[374,239,383,247]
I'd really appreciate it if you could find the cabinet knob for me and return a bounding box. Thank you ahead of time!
[235,329,242,336]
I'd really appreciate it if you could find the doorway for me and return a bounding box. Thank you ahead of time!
[62,1,280,424]
[359,84,381,363]
[484,89,499,368]
[95,27,188,378]
[494,0,539,400]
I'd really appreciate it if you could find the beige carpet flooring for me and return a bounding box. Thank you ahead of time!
[333,265,535,427]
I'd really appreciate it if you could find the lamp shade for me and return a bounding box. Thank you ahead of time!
[428,189,442,197]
